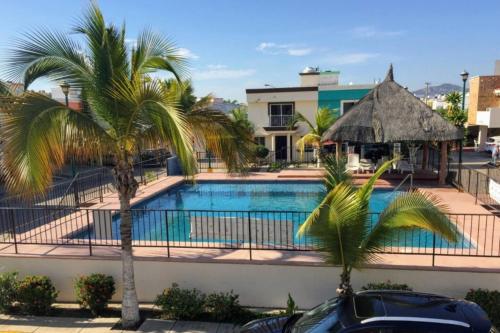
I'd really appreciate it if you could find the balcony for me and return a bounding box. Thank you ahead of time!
[476,107,500,128]
[263,115,297,131]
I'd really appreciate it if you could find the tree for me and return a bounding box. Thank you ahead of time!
[289,107,336,167]
[444,91,467,128]
[164,79,255,171]
[298,158,458,295]
[0,4,195,328]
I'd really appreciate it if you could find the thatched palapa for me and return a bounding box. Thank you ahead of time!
[322,65,463,144]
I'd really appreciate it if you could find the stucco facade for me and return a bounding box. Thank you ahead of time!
[246,68,374,161]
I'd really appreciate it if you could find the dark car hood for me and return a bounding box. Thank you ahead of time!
[240,316,290,333]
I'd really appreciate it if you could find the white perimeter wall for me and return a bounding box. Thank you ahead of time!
[0,257,499,309]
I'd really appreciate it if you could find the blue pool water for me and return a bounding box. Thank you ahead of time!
[77,181,470,249]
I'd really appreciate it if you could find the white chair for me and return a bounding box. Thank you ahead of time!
[398,160,414,174]
[347,153,360,173]
[359,158,376,173]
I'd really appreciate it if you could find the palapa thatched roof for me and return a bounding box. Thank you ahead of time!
[322,65,463,143]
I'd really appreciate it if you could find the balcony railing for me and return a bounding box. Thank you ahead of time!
[269,115,293,127]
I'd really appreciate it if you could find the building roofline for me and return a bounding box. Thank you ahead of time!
[246,86,318,94]
[299,72,320,76]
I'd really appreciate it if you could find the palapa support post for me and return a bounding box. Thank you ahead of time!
[422,143,429,170]
[335,141,342,161]
[438,141,448,185]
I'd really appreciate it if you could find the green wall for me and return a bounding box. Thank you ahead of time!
[318,88,372,117]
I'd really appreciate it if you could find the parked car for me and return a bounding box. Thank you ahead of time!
[241,291,496,333]
[484,136,500,153]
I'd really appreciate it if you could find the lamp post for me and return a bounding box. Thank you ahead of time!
[60,82,76,177]
[458,70,468,189]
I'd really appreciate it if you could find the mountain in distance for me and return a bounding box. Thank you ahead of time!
[413,83,463,98]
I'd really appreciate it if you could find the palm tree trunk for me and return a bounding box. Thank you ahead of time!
[337,266,353,296]
[113,157,140,328]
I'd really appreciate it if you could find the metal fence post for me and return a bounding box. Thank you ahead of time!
[247,211,252,260]
[99,170,104,203]
[86,210,92,256]
[475,171,479,205]
[165,210,170,258]
[139,157,145,185]
[431,232,436,267]
[9,209,18,254]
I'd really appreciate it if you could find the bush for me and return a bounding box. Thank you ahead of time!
[285,293,298,315]
[361,280,413,291]
[17,275,58,315]
[205,291,243,322]
[75,274,115,316]
[0,272,18,313]
[255,145,269,159]
[154,283,205,320]
[465,289,500,327]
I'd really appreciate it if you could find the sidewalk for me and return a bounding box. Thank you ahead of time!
[0,315,239,333]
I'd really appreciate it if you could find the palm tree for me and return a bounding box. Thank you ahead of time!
[298,158,458,295]
[165,79,255,171]
[0,4,196,328]
[289,107,336,167]
[444,91,467,127]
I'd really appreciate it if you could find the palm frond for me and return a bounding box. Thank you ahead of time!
[323,154,351,191]
[357,159,396,202]
[359,190,457,265]
[131,29,187,81]
[0,93,112,195]
[6,28,91,89]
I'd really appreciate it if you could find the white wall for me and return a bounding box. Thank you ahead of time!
[1,256,498,309]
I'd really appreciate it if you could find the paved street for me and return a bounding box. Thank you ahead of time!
[0,315,239,333]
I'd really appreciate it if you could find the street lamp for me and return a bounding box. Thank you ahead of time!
[457,70,468,190]
[60,82,76,178]
[60,82,70,107]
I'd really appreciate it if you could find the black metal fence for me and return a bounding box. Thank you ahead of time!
[0,207,498,262]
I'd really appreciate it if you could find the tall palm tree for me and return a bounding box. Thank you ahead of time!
[1,4,195,328]
[289,107,336,167]
[298,158,458,295]
[445,91,467,127]
[165,79,255,171]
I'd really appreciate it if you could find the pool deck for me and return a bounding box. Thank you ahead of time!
[1,170,499,271]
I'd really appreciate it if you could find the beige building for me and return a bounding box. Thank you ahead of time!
[468,61,500,150]
[246,68,374,161]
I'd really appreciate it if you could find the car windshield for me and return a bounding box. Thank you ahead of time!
[291,298,341,333]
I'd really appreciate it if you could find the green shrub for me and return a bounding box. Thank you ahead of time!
[465,289,500,327]
[17,275,58,315]
[144,171,156,183]
[0,272,18,313]
[154,283,205,320]
[285,293,298,315]
[205,291,243,322]
[75,274,115,316]
[255,145,269,159]
[361,280,413,291]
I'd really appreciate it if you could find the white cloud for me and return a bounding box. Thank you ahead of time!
[256,42,312,56]
[350,26,405,38]
[125,38,137,48]
[177,48,199,60]
[326,52,380,65]
[193,65,255,80]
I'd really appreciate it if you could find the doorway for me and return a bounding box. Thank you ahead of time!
[275,136,288,160]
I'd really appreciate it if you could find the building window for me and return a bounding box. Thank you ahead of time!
[341,100,358,115]
[255,137,266,146]
[268,103,294,127]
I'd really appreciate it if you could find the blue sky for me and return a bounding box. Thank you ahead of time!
[1,0,499,102]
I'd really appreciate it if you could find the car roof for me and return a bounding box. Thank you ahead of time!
[339,290,491,331]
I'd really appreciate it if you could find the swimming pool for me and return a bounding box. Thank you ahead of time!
[77,181,470,249]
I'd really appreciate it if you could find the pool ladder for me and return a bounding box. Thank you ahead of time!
[390,173,414,195]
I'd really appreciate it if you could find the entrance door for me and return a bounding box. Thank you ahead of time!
[275,136,288,160]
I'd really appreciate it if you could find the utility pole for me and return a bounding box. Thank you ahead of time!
[424,82,431,105]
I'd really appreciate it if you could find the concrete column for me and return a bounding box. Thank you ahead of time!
[438,141,448,185]
[422,143,429,170]
[478,125,488,151]
[335,142,342,161]
[271,135,276,162]
[287,134,291,162]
